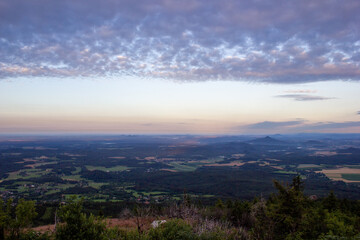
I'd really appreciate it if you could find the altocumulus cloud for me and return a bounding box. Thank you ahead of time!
[1,0,360,83]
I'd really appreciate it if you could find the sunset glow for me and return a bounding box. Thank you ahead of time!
[1,0,360,134]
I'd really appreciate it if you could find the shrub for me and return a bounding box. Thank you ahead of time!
[148,219,196,240]
[55,197,106,240]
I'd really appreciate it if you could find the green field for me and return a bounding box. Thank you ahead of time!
[344,165,360,169]
[85,165,129,172]
[44,189,61,195]
[6,169,44,180]
[73,167,82,174]
[167,162,198,172]
[88,181,108,189]
[62,174,84,181]
[56,183,77,190]
[141,191,168,196]
[125,189,141,198]
[341,174,360,181]
[274,170,298,174]
[297,164,322,169]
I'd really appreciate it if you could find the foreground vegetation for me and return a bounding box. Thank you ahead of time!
[1,176,360,239]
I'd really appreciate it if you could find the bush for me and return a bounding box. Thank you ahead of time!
[18,230,51,240]
[148,219,196,240]
[104,228,147,240]
[55,197,106,240]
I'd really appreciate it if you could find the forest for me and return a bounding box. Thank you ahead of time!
[1,176,360,240]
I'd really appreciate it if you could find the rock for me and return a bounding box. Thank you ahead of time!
[151,220,167,228]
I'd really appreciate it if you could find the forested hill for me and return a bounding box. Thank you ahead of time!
[1,176,360,240]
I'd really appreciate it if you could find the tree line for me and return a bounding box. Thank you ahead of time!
[1,176,360,239]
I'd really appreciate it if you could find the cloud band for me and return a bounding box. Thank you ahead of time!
[1,0,360,83]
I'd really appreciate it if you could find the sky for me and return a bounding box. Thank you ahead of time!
[0,0,360,134]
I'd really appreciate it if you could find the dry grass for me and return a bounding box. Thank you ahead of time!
[106,217,160,230]
[271,166,284,170]
[160,168,178,172]
[32,224,55,233]
[318,167,360,182]
[206,161,245,167]
[321,167,360,174]
[32,217,163,233]
[311,151,338,156]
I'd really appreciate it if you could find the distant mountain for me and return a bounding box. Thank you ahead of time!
[202,141,255,155]
[302,140,325,146]
[271,134,283,138]
[248,136,284,145]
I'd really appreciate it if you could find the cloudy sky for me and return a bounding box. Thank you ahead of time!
[0,0,359,134]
